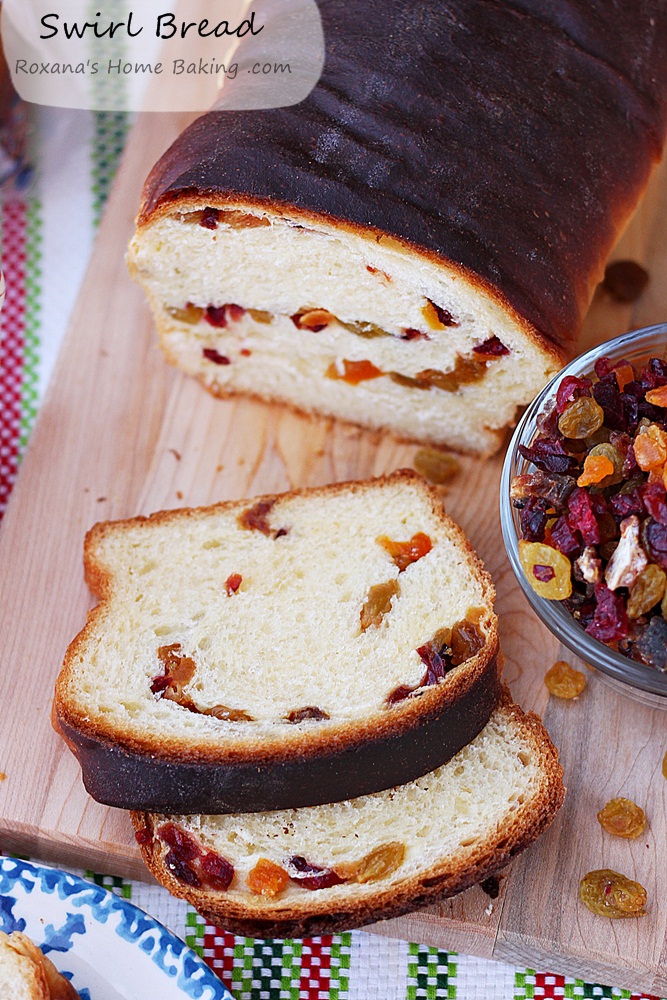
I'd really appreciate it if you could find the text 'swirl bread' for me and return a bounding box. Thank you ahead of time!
[132,692,565,938]
[0,932,79,1000]
[128,0,667,455]
[55,472,501,814]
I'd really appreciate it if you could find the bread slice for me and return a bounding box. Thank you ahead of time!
[128,0,667,455]
[55,471,501,814]
[0,932,79,1000]
[132,691,564,938]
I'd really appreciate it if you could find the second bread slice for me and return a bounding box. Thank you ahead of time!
[55,471,500,813]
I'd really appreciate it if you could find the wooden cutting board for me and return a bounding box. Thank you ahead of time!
[1,111,667,994]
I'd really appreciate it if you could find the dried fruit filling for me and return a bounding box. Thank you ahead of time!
[512,355,667,671]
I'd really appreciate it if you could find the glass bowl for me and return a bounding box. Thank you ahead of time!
[500,322,667,709]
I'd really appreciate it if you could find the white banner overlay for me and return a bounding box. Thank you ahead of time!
[2,0,325,111]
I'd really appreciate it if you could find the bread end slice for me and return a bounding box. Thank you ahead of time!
[0,932,79,1000]
[132,689,564,938]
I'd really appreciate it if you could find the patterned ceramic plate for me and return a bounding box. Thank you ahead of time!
[0,857,232,999]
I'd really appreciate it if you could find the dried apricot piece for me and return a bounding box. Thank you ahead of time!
[293,309,335,331]
[663,751,667,780]
[336,842,406,883]
[247,859,289,897]
[377,532,432,571]
[577,454,614,487]
[579,869,646,918]
[326,359,384,384]
[597,798,646,839]
[627,564,667,618]
[545,661,586,699]
[634,424,667,471]
[646,385,667,407]
[518,541,572,599]
[360,579,400,631]
[614,362,636,391]
[413,448,460,485]
[558,397,605,439]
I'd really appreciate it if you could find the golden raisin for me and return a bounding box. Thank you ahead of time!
[360,579,400,631]
[579,869,646,918]
[415,358,487,392]
[336,842,406,883]
[577,454,614,487]
[326,359,384,384]
[248,309,272,324]
[597,798,646,839]
[558,397,605,439]
[166,303,204,325]
[645,385,667,407]
[450,619,485,666]
[518,541,573,599]
[413,448,460,485]
[247,859,289,897]
[627,564,667,618]
[545,661,586,699]
[377,532,433,571]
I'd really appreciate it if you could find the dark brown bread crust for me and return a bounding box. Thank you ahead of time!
[54,471,502,812]
[138,0,667,354]
[131,691,565,938]
[58,657,500,813]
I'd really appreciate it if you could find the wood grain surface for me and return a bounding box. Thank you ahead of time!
[0,112,666,993]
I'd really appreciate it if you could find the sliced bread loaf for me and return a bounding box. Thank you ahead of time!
[128,0,667,455]
[132,691,564,938]
[55,471,501,813]
[0,932,79,1000]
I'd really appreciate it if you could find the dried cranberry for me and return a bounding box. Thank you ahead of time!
[536,404,560,438]
[632,617,667,671]
[550,516,582,558]
[401,328,430,341]
[592,376,626,431]
[567,489,604,546]
[643,519,667,569]
[386,684,415,705]
[417,637,452,685]
[199,851,234,890]
[135,828,152,845]
[609,487,645,521]
[519,439,579,475]
[649,357,667,382]
[432,304,458,327]
[200,207,220,230]
[227,304,246,322]
[225,573,242,595]
[623,444,639,477]
[165,851,201,887]
[642,483,667,526]
[594,357,614,379]
[286,707,330,722]
[518,497,551,542]
[533,565,556,583]
[586,584,628,643]
[473,336,510,357]
[288,857,345,891]
[150,674,171,694]
[203,348,231,366]
[205,305,228,328]
[556,375,592,414]
[158,823,202,861]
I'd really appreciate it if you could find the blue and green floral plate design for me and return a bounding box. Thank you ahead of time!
[0,857,232,999]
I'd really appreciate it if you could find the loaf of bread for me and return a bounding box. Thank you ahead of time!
[132,691,564,938]
[128,0,667,455]
[55,471,501,814]
[0,932,79,1000]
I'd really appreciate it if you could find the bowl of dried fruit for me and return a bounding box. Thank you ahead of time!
[500,323,667,707]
